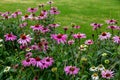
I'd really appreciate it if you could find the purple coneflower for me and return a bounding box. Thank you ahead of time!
[34,57,43,68]
[27,8,38,13]
[30,44,39,50]
[108,25,117,30]
[42,57,54,67]
[4,33,17,41]
[1,12,11,19]
[31,24,43,31]
[40,62,48,69]
[47,1,54,4]
[22,58,31,67]
[21,14,29,21]
[106,19,117,24]
[73,33,86,39]
[19,22,27,28]
[18,34,32,45]
[101,70,114,79]
[99,32,111,40]
[37,13,47,20]
[113,36,120,44]
[1,11,10,17]
[68,40,74,45]
[50,10,60,15]
[51,34,67,44]
[85,39,94,45]
[90,23,102,30]
[28,14,36,20]
[25,52,32,59]
[41,10,48,15]
[73,25,80,29]
[41,27,50,33]
[49,23,60,28]
[2,15,11,19]
[37,10,48,20]
[64,66,79,75]
[50,7,60,15]
[11,11,22,18]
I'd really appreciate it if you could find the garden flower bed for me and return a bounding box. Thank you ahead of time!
[0,1,120,80]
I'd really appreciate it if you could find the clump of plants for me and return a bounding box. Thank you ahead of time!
[0,1,120,80]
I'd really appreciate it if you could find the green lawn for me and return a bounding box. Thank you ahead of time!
[0,0,120,38]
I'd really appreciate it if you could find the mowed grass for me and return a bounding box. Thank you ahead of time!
[0,0,120,38]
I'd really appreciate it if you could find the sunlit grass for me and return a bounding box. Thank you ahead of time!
[0,0,120,37]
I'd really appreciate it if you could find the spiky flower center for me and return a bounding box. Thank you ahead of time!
[40,13,44,16]
[54,10,57,13]
[43,28,47,30]
[110,20,114,22]
[8,34,12,37]
[106,73,111,77]
[46,58,50,62]
[31,8,34,10]
[77,34,82,38]
[15,12,18,14]
[35,57,41,61]
[25,14,28,18]
[94,23,97,25]
[20,34,26,40]
[110,26,115,28]
[5,16,8,19]
[26,59,30,62]
[102,32,107,36]
[35,24,40,28]
[69,67,75,72]
[57,34,63,39]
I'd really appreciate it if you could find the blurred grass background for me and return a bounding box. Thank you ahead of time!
[0,0,120,38]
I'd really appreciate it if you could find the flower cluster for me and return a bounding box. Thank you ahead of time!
[90,64,114,80]
[22,56,54,69]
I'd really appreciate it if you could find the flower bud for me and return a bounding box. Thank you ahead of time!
[102,53,107,57]
[104,59,110,64]
[51,67,57,72]
[81,57,87,62]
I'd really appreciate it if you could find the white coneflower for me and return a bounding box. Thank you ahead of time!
[97,64,105,71]
[89,66,97,72]
[91,73,99,80]
[4,66,11,72]
[78,44,88,51]
[0,38,3,43]
[26,48,31,52]
[81,44,88,48]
